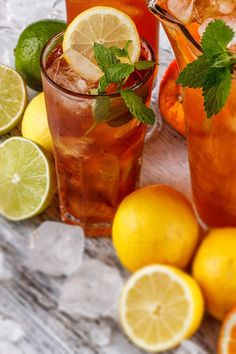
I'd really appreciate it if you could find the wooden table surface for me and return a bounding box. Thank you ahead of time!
[0,1,219,353]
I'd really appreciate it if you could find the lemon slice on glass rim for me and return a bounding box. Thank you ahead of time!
[120,264,204,352]
[62,6,141,76]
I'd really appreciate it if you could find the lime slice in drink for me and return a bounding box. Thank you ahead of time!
[0,64,27,135]
[0,137,56,221]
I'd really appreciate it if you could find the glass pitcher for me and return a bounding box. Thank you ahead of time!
[148,0,236,227]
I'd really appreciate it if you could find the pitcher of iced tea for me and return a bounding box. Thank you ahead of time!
[148,0,236,227]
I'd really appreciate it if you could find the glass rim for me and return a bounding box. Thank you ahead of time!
[40,31,156,100]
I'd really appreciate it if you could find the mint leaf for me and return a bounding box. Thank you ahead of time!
[134,61,156,70]
[177,20,236,118]
[201,20,234,57]
[98,75,109,93]
[177,55,214,88]
[121,89,155,125]
[108,40,132,61]
[203,67,231,118]
[124,40,132,51]
[93,97,110,122]
[212,52,232,68]
[94,43,118,72]
[105,63,134,83]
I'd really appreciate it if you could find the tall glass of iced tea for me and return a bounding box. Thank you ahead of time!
[41,32,155,236]
[148,0,236,227]
[65,0,159,55]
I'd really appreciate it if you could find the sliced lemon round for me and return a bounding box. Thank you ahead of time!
[120,265,204,352]
[0,137,56,221]
[63,6,140,69]
[0,64,27,135]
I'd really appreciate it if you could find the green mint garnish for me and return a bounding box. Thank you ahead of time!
[105,63,135,83]
[93,97,110,122]
[93,42,119,72]
[92,42,156,126]
[109,40,132,61]
[121,89,155,125]
[134,61,156,70]
[177,20,236,118]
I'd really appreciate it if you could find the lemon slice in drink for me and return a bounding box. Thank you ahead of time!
[120,265,204,352]
[63,6,140,71]
[0,64,27,135]
[0,137,56,221]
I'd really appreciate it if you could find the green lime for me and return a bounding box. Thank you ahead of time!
[14,19,66,91]
[0,64,28,135]
[0,137,56,221]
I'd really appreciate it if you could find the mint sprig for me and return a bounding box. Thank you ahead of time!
[92,42,156,125]
[121,89,155,124]
[177,20,236,118]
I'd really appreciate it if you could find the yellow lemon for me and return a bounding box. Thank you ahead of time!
[22,92,53,153]
[193,228,236,321]
[112,184,199,272]
[120,264,204,352]
[62,6,140,76]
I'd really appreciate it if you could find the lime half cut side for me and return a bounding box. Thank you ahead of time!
[0,64,27,135]
[0,137,56,221]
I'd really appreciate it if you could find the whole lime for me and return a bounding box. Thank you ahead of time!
[14,19,66,91]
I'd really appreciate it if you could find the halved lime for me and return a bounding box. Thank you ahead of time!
[0,64,27,135]
[0,137,56,221]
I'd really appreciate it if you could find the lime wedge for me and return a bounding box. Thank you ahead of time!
[0,64,27,135]
[0,137,56,221]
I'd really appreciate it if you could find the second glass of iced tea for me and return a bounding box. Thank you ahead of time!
[41,33,155,236]
[65,0,159,55]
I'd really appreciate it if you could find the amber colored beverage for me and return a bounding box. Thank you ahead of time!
[41,33,155,236]
[65,0,159,54]
[148,0,236,227]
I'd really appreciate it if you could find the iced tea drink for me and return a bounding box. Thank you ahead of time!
[65,0,159,54]
[148,0,236,227]
[41,33,155,236]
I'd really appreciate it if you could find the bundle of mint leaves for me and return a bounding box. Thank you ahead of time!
[92,41,156,126]
[177,20,236,118]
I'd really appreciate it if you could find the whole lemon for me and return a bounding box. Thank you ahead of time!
[193,228,236,321]
[22,92,53,153]
[112,184,199,272]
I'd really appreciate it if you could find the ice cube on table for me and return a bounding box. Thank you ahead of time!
[27,221,85,277]
[89,322,112,347]
[59,259,124,320]
[0,342,23,354]
[0,319,24,343]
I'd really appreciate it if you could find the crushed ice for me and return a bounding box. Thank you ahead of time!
[27,221,85,277]
[59,259,124,320]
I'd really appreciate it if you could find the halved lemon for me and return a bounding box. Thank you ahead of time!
[63,6,140,71]
[0,64,27,135]
[218,307,236,354]
[0,137,56,221]
[120,265,204,352]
